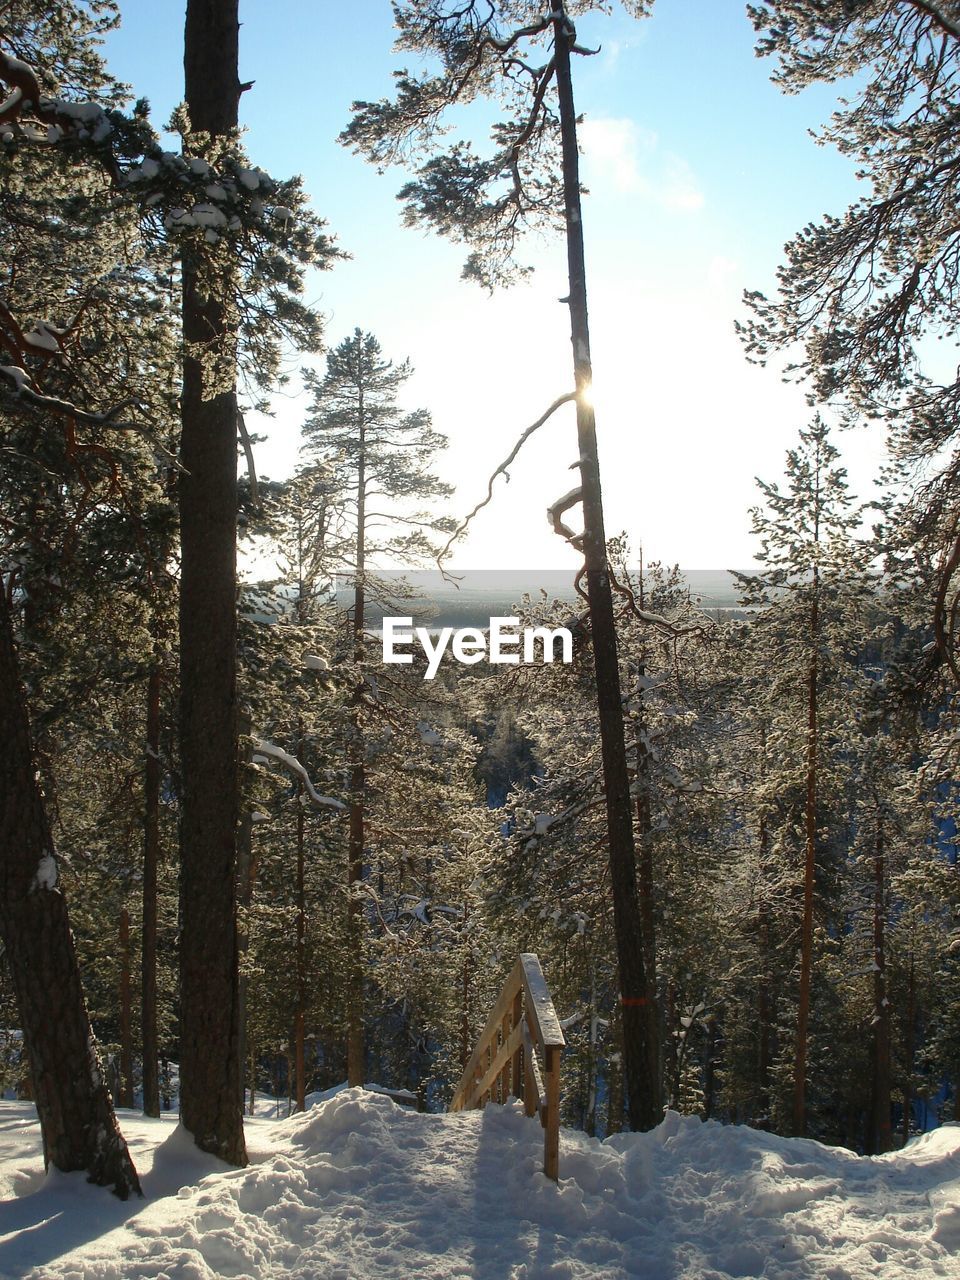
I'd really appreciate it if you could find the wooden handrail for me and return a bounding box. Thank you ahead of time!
[450,952,565,1180]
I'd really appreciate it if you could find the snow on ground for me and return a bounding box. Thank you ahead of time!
[1,1091,959,1279]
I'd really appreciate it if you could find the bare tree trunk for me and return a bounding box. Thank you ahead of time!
[460,936,472,1070]
[633,712,663,1111]
[0,587,140,1198]
[118,906,134,1108]
[236,710,256,1110]
[178,0,246,1166]
[872,818,892,1153]
[606,1005,624,1135]
[756,727,772,1126]
[294,723,307,1111]
[553,7,658,1130]
[141,662,161,1117]
[347,754,365,1086]
[901,955,915,1147]
[347,396,367,1088]
[793,579,819,1137]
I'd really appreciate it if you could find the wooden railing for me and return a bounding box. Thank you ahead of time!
[450,952,566,1180]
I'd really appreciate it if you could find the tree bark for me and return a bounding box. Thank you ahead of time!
[901,955,915,1147]
[793,575,819,1137]
[346,382,367,1088]
[141,662,161,1118]
[633,708,663,1110]
[295,723,307,1110]
[0,587,141,1198]
[872,817,892,1153]
[756,723,773,1126]
[178,0,247,1166]
[118,906,134,1108]
[553,7,659,1130]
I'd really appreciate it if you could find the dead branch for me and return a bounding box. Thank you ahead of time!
[237,409,259,509]
[250,737,347,813]
[438,389,575,565]
[547,484,584,550]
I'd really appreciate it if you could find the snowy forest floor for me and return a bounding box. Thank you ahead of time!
[1,1091,959,1279]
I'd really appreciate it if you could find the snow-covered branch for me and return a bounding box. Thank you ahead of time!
[547,485,584,550]
[251,738,346,812]
[0,363,141,428]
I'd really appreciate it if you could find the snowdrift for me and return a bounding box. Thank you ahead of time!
[0,1090,959,1278]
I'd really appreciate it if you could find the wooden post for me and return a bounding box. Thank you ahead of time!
[544,1045,561,1181]
[449,953,565,1179]
[500,1009,512,1101]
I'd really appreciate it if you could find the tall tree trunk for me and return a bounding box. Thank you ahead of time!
[872,816,892,1153]
[294,723,307,1111]
[236,710,256,1110]
[756,725,772,1126]
[606,1003,624,1135]
[553,7,658,1131]
[793,578,819,1137]
[633,707,662,1110]
[901,954,915,1147]
[141,661,161,1118]
[346,392,367,1087]
[118,906,134,1108]
[178,0,246,1166]
[460,923,472,1070]
[0,587,140,1198]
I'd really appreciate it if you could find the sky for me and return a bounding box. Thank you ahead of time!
[102,1,889,572]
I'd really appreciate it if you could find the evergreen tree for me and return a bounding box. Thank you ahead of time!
[343,0,661,1131]
[0,584,141,1197]
[736,417,870,1137]
[302,328,452,1085]
[743,1,960,672]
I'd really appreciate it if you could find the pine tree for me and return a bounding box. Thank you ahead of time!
[0,583,141,1197]
[743,1,960,673]
[342,0,660,1130]
[302,328,452,1085]
[736,417,869,1137]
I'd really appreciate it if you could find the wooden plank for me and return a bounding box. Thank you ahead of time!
[451,958,523,1110]
[450,953,564,1182]
[521,1019,547,1117]
[499,1008,512,1102]
[471,1020,524,1106]
[520,954,566,1051]
[511,988,523,1108]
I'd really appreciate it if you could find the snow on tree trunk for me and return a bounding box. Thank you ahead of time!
[0,587,141,1198]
